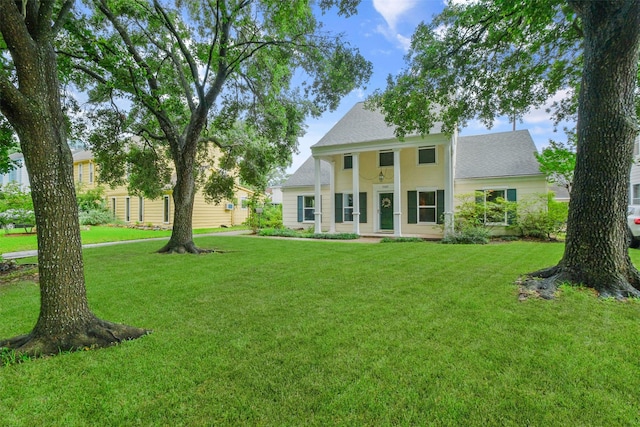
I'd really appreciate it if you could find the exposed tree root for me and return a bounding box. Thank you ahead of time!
[157,240,213,254]
[517,264,640,301]
[0,317,150,362]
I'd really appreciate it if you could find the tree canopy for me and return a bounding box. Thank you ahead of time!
[369,0,583,138]
[62,0,371,253]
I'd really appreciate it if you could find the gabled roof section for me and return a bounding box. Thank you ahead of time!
[282,157,330,187]
[311,102,443,149]
[73,150,94,162]
[455,130,542,179]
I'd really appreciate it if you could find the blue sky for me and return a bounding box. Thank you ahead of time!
[288,0,568,173]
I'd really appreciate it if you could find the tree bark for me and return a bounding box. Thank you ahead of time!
[0,0,148,358]
[157,149,205,254]
[524,0,640,298]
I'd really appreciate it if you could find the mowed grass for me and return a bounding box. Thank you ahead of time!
[0,225,247,254]
[2,237,640,426]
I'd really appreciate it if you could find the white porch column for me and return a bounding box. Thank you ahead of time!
[329,160,336,233]
[393,149,402,237]
[443,131,456,237]
[352,153,360,235]
[314,157,322,234]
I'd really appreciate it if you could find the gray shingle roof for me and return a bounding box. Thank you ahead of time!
[311,102,443,148]
[284,129,542,187]
[455,130,541,179]
[282,156,331,187]
[73,150,94,162]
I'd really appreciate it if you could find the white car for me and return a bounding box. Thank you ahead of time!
[628,205,640,248]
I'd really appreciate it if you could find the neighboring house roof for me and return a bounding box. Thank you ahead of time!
[282,157,330,187]
[311,102,444,149]
[9,152,24,162]
[284,129,543,188]
[72,150,94,162]
[549,184,570,201]
[455,130,541,179]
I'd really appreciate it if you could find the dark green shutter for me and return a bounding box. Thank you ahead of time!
[436,190,445,224]
[359,192,367,223]
[297,196,303,222]
[506,189,517,224]
[408,191,417,224]
[335,193,343,223]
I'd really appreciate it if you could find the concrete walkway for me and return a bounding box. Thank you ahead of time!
[2,229,387,260]
[2,229,253,260]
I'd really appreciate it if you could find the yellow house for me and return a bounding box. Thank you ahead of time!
[282,102,547,238]
[72,150,253,229]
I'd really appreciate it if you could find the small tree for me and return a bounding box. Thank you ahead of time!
[535,138,576,195]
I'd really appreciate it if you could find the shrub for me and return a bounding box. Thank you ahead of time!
[0,183,34,232]
[79,208,115,226]
[441,227,491,245]
[308,233,359,240]
[381,237,424,243]
[510,192,567,240]
[76,185,114,225]
[0,208,35,233]
[258,228,299,238]
[245,201,283,232]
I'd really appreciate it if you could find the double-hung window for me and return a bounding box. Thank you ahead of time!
[418,191,437,223]
[343,193,354,222]
[78,164,83,183]
[477,189,517,225]
[303,196,315,221]
[408,189,444,225]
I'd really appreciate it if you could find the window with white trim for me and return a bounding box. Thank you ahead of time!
[418,191,437,223]
[163,195,170,223]
[89,163,94,183]
[241,197,248,209]
[138,196,144,222]
[343,193,354,222]
[418,146,436,165]
[78,163,83,183]
[125,197,131,222]
[303,195,315,221]
[477,189,516,225]
[111,197,116,218]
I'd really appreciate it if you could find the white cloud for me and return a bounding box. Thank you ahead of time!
[372,0,419,51]
[373,0,419,30]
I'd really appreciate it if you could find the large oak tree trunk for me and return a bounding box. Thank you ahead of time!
[525,1,640,298]
[0,2,148,358]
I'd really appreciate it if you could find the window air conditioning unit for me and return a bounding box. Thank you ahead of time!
[225,203,234,210]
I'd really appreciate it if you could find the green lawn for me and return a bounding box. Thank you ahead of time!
[0,225,247,254]
[2,238,640,426]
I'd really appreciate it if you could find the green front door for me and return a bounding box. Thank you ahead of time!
[380,193,394,230]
